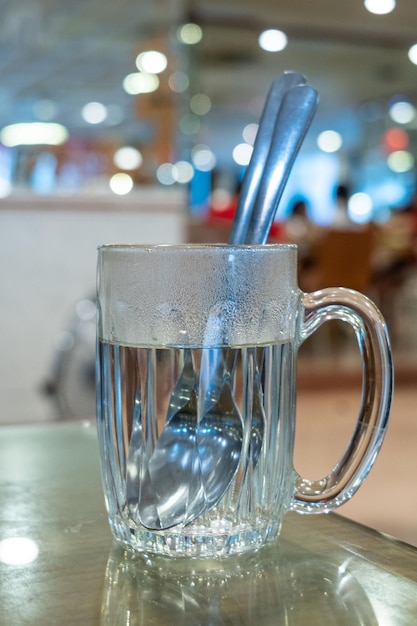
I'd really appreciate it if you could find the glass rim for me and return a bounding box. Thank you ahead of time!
[97,243,298,253]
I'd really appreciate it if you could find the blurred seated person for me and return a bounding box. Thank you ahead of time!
[286,191,375,294]
[331,183,355,229]
[373,202,417,276]
[371,203,417,332]
[330,182,377,232]
[283,198,322,273]
[328,183,376,233]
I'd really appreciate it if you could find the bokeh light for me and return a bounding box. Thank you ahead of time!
[317,130,343,153]
[258,29,288,52]
[242,123,258,145]
[109,172,134,195]
[123,73,159,95]
[177,23,203,45]
[232,143,253,166]
[190,94,211,115]
[387,150,415,173]
[348,192,373,223]
[408,43,417,65]
[389,100,415,124]
[191,144,216,171]
[364,0,396,15]
[113,146,143,170]
[156,163,176,185]
[136,51,167,74]
[0,537,39,566]
[0,122,68,146]
[382,128,409,153]
[81,102,107,124]
[168,71,189,93]
[211,188,233,212]
[75,299,96,321]
[173,161,194,183]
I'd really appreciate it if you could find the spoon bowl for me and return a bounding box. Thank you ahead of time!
[131,348,243,529]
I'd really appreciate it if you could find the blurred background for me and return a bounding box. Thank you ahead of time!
[0,0,416,543]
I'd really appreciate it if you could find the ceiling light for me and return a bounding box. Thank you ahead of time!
[173,161,194,183]
[136,51,167,74]
[232,143,253,166]
[0,122,68,147]
[382,127,409,152]
[123,72,159,95]
[242,123,258,145]
[387,150,414,173]
[191,144,216,171]
[156,163,176,185]
[113,146,143,170]
[81,102,107,124]
[258,29,288,52]
[317,130,343,153]
[177,23,203,45]
[408,43,417,65]
[389,100,415,124]
[109,173,134,195]
[364,0,395,15]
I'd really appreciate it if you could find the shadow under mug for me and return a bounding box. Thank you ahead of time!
[96,244,393,557]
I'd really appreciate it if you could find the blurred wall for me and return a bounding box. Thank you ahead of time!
[0,188,186,423]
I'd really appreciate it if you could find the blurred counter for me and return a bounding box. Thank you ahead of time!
[0,421,417,625]
[0,189,187,423]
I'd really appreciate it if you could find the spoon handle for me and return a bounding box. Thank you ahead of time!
[245,84,319,245]
[228,71,306,245]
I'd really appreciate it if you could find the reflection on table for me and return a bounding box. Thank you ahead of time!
[0,421,416,625]
[102,532,379,625]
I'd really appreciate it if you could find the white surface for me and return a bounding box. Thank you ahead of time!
[0,190,187,422]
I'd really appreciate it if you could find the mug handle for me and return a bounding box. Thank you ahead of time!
[292,287,393,513]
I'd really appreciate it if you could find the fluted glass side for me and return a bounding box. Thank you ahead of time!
[96,340,295,557]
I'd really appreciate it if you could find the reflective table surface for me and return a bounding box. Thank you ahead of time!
[1,421,416,625]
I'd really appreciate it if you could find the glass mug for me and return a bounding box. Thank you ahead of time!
[96,244,392,558]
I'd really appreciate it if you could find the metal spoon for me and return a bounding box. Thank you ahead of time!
[245,84,319,244]
[194,73,310,512]
[129,76,317,531]
[195,77,316,509]
[229,71,307,244]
